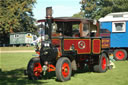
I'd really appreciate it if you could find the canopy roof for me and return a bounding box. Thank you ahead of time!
[37,17,93,23]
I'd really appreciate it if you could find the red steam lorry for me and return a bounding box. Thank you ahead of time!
[25,7,111,81]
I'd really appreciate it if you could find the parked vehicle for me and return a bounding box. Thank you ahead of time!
[99,12,128,61]
[25,7,110,81]
[10,32,37,46]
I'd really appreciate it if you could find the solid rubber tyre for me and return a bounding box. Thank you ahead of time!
[56,57,72,82]
[113,49,127,61]
[94,53,108,73]
[27,57,42,80]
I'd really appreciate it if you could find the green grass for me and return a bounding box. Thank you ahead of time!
[1,52,128,85]
[0,46,34,51]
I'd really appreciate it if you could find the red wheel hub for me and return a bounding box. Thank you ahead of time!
[33,63,42,77]
[115,51,125,60]
[101,56,106,70]
[62,63,70,78]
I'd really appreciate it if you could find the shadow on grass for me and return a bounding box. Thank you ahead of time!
[72,66,93,76]
[42,71,56,80]
[42,65,92,82]
[0,68,47,85]
[0,66,94,84]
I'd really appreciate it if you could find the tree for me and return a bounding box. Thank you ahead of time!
[0,0,37,45]
[72,12,84,29]
[72,12,83,18]
[80,0,128,20]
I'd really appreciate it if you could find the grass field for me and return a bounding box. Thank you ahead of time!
[0,46,34,51]
[1,52,128,85]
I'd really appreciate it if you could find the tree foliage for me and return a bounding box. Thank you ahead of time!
[72,12,84,30]
[80,0,128,20]
[72,12,83,18]
[0,0,37,45]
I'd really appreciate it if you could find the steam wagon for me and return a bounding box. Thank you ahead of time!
[25,7,110,81]
[99,12,128,61]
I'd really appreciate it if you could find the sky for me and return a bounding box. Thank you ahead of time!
[32,0,81,20]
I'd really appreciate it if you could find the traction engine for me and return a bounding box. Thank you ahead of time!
[25,7,111,82]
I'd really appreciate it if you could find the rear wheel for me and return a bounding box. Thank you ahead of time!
[113,49,127,61]
[27,57,42,80]
[56,57,72,82]
[94,53,108,73]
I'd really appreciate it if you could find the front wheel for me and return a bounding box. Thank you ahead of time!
[94,53,108,73]
[56,57,72,82]
[113,49,127,61]
[27,57,42,80]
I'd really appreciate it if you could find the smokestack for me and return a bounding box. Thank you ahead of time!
[46,7,52,18]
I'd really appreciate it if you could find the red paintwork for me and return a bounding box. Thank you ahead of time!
[93,39,101,54]
[52,38,101,55]
[33,63,42,77]
[36,51,40,55]
[48,64,56,72]
[64,39,91,54]
[101,56,107,70]
[52,39,61,46]
[37,19,46,22]
[62,63,70,78]
[115,51,125,60]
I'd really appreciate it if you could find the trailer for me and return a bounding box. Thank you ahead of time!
[10,32,37,46]
[99,12,128,61]
[25,7,110,81]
